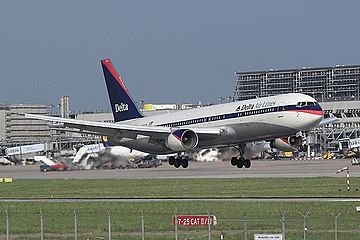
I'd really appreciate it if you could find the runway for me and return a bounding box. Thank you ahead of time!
[1,158,359,179]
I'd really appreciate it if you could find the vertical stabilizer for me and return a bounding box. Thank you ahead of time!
[101,59,143,122]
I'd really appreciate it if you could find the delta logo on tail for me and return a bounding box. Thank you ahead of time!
[101,59,143,122]
[114,103,129,113]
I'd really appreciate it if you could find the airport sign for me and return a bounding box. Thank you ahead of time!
[254,234,283,240]
[172,215,217,226]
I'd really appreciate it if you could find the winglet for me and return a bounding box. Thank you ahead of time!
[101,59,143,122]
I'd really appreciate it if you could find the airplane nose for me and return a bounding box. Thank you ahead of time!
[310,104,323,125]
[311,112,323,124]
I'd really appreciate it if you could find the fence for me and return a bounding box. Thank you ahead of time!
[1,207,359,240]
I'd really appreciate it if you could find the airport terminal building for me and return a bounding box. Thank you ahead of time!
[233,65,360,102]
[0,104,49,146]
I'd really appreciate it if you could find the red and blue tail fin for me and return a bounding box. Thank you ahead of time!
[101,59,143,122]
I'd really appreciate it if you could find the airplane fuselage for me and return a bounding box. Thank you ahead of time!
[116,93,323,154]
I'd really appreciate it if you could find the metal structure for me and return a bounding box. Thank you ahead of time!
[310,101,360,155]
[3,209,349,239]
[234,65,360,102]
[233,65,360,156]
[0,104,50,146]
[0,103,100,160]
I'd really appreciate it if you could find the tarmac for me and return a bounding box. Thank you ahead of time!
[0,158,359,179]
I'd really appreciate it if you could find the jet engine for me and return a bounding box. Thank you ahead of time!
[166,129,199,152]
[270,136,303,152]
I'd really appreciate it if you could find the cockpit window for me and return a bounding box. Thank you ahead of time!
[296,102,305,107]
[296,101,316,107]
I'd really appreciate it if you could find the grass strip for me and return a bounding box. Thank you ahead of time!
[0,201,359,240]
[0,177,359,198]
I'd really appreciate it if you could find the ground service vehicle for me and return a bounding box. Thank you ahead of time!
[351,158,360,165]
[40,163,68,172]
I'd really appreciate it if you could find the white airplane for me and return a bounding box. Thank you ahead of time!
[25,59,326,169]
[100,136,148,160]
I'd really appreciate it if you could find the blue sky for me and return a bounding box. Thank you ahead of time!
[1,1,360,113]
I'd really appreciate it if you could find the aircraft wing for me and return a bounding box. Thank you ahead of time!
[24,114,223,140]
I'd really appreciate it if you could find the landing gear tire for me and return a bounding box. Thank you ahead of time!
[169,156,175,166]
[236,157,244,168]
[231,156,238,166]
[181,159,189,168]
[244,159,251,168]
[171,155,189,169]
[231,156,251,169]
[236,160,243,168]
[174,160,181,168]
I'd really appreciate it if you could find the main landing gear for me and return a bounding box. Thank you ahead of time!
[168,155,189,168]
[231,145,252,169]
[230,156,251,168]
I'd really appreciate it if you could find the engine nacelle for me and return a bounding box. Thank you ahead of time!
[166,129,199,152]
[270,136,302,152]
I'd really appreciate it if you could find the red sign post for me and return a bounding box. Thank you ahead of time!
[172,215,217,226]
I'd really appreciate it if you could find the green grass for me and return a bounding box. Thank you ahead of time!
[0,201,359,239]
[1,177,360,198]
[0,178,360,239]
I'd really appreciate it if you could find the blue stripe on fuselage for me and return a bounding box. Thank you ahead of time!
[159,103,322,128]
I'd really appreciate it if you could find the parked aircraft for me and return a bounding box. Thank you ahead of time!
[25,59,325,169]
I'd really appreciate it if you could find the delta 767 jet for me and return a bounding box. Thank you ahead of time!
[26,59,329,169]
